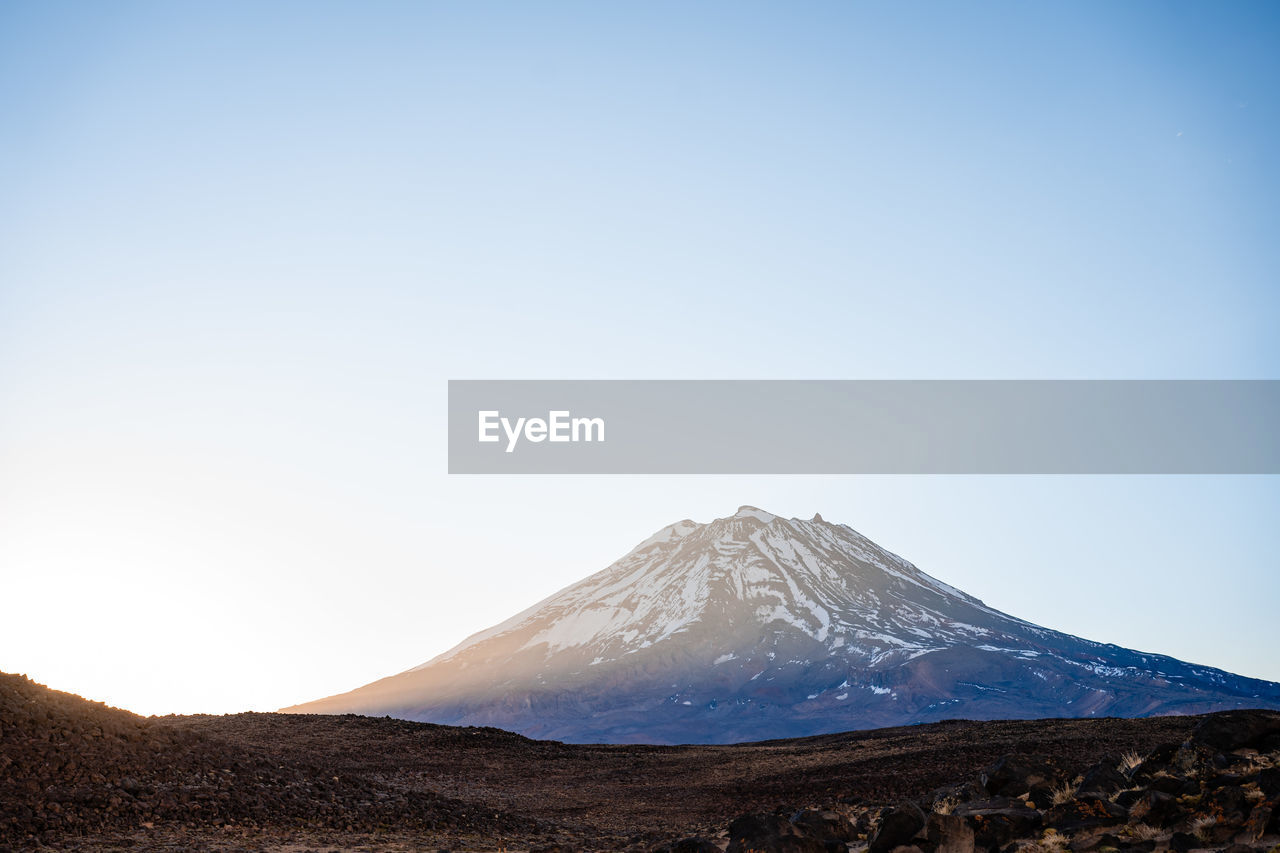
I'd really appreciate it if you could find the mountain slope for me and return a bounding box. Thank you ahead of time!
[285,507,1280,743]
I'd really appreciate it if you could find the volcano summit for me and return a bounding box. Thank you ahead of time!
[287,507,1280,743]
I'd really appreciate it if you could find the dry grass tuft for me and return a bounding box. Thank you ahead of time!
[1124,823,1164,841]
[1049,780,1077,806]
[1190,815,1217,843]
[1013,829,1070,853]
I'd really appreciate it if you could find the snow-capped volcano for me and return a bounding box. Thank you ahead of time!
[285,507,1280,743]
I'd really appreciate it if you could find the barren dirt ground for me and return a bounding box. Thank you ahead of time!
[4,671,1215,851]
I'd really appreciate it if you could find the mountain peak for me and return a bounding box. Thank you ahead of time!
[731,505,777,523]
[287,507,1280,744]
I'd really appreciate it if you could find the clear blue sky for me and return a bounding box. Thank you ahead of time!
[1,1,1277,714]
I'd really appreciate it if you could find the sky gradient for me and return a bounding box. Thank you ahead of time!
[2,1,1278,716]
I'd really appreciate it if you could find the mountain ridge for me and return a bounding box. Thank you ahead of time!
[285,506,1280,743]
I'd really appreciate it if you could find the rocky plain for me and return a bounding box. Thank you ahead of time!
[4,671,1279,852]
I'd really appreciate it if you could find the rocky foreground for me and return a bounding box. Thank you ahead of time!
[702,708,1280,853]
[2,672,1278,851]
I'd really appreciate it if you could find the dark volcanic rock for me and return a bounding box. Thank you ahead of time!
[1126,790,1179,827]
[953,799,1042,848]
[925,812,975,853]
[1114,788,1145,809]
[1076,833,1154,852]
[1127,742,1178,782]
[1077,760,1129,796]
[789,808,855,843]
[1147,774,1185,795]
[1044,794,1127,832]
[1190,710,1280,751]
[1258,767,1280,798]
[1203,784,1251,826]
[929,781,986,812]
[1242,797,1277,842]
[869,801,926,853]
[727,813,825,853]
[980,753,1066,798]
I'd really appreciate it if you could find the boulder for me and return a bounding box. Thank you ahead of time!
[1128,743,1180,780]
[929,781,985,812]
[953,798,1042,849]
[979,754,1065,798]
[1241,797,1276,842]
[1126,790,1179,828]
[1043,795,1127,832]
[1190,710,1280,751]
[1079,834,1154,852]
[925,812,975,853]
[1203,784,1250,826]
[1114,789,1146,810]
[1076,761,1129,797]
[869,801,926,853]
[1257,767,1280,798]
[1147,775,1184,795]
[1166,744,1216,778]
[727,813,825,853]
[789,808,855,843]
